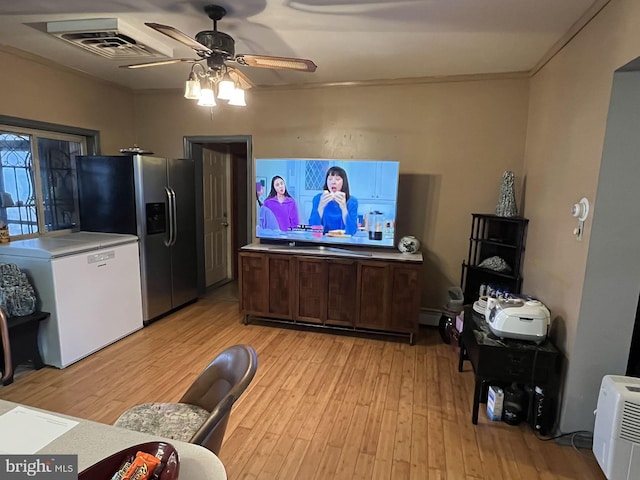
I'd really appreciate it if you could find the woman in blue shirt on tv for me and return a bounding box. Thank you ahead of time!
[309,166,358,235]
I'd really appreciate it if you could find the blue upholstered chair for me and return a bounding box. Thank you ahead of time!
[114,344,258,455]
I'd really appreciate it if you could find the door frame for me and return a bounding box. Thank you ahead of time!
[184,135,253,295]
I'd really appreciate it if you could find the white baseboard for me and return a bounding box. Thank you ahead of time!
[419,307,441,326]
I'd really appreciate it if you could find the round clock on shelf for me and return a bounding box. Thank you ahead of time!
[398,235,421,254]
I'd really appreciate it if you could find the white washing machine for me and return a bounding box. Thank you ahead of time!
[0,232,144,368]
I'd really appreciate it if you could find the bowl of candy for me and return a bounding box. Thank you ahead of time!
[78,442,179,480]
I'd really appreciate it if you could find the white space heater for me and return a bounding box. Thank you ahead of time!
[593,375,640,480]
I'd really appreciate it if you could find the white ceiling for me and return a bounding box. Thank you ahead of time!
[0,0,600,91]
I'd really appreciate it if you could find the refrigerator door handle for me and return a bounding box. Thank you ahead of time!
[164,186,174,247]
[169,186,178,246]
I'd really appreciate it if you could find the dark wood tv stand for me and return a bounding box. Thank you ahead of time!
[238,244,424,344]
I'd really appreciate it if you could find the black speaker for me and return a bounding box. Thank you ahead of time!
[531,386,555,436]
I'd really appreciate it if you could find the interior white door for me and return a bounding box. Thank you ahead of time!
[203,147,231,286]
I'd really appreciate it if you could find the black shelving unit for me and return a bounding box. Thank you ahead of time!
[460,213,529,304]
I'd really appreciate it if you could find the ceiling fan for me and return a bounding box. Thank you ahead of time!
[120,4,317,89]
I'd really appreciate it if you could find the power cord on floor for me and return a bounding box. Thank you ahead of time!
[536,429,592,441]
[536,429,594,457]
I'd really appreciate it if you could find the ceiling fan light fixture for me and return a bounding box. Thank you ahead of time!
[184,72,201,99]
[228,88,246,107]
[198,88,216,107]
[217,74,235,100]
[184,79,201,100]
[128,5,316,113]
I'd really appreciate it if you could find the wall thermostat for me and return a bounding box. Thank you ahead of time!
[571,197,590,222]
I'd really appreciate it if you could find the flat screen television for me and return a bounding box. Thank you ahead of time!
[255,158,400,249]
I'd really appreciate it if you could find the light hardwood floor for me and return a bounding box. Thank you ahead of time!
[0,286,605,479]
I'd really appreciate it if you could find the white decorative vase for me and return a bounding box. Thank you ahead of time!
[398,236,421,254]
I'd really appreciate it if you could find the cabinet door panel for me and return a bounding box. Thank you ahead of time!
[389,265,421,332]
[268,256,293,317]
[357,262,389,329]
[297,258,326,323]
[327,260,357,326]
[346,161,398,200]
[375,161,400,200]
[239,253,268,313]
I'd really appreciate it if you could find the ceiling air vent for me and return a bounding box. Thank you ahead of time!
[46,18,173,60]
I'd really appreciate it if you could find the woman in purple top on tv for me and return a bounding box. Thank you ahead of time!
[263,175,300,231]
[308,166,359,235]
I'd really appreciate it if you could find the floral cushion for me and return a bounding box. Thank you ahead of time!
[114,402,210,442]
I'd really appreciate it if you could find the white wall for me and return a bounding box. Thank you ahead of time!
[523,0,640,432]
[134,78,530,308]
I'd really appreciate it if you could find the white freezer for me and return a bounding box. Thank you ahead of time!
[0,232,144,368]
[0,231,138,258]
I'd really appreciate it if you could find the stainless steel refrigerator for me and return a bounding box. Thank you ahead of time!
[76,154,197,324]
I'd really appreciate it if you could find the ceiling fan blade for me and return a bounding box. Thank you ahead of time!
[119,58,199,69]
[145,22,212,55]
[228,67,254,90]
[235,54,317,72]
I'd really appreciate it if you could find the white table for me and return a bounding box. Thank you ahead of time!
[0,400,226,479]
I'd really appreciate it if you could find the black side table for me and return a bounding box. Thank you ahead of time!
[1,311,49,385]
[458,306,562,433]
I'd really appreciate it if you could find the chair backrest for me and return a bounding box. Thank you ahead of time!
[181,344,258,454]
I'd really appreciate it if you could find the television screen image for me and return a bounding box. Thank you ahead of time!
[255,158,400,248]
